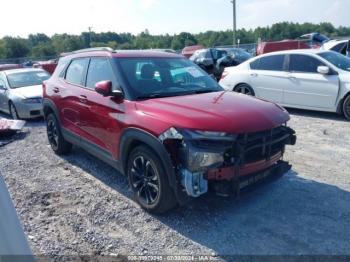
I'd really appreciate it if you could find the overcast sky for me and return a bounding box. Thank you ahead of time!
[1,0,349,37]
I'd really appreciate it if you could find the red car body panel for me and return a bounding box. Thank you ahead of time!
[206,152,282,180]
[257,40,310,56]
[135,91,289,134]
[182,45,205,58]
[33,60,58,75]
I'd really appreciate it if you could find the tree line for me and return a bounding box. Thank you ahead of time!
[1,22,350,60]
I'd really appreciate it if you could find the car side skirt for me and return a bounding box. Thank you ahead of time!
[61,128,124,174]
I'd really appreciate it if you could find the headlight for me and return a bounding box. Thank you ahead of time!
[187,150,224,172]
[159,128,236,172]
[181,129,238,141]
[23,98,42,104]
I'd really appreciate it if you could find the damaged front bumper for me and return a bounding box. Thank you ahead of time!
[160,125,297,198]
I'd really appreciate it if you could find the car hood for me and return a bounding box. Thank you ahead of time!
[10,85,43,98]
[135,91,290,134]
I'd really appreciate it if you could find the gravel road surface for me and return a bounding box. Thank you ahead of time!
[0,109,349,258]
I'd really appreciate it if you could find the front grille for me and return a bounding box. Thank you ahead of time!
[234,126,295,166]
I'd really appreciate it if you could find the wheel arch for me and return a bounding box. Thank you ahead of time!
[233,82,256,96]
[337,91,350,114]
[43,98,59,122]
[119,128,177,190]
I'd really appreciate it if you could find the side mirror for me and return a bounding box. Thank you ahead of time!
[317,66,330,75]
[95,80,124,99]
[111,89,124,100]
[0,85,5,90]
[95,81,112,97]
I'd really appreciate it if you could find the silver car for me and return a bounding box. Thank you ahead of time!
[0,68,50,119]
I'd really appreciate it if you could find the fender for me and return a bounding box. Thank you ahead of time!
[119,128,177,189]
[42,98,60,122]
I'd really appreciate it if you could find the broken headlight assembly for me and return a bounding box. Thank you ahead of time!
[159,128,237,197]
[159,128,237,173]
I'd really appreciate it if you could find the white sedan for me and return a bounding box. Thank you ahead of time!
[219,49,350,120]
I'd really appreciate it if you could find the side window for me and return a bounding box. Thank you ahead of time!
[289,55,325,73]
[0,74,6,88]
[250,59,260,70]
[0,78,6,89]
[331,43,347,53]
[65,58,89,86]
[86,58,115,89]
[257,55,286,71]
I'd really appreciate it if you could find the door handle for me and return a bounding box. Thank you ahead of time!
[250,73,258,77]
[53,87,60,93]
[79,95,87,103]
[288,75,297,80]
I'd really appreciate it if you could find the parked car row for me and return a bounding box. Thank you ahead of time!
[2,44,350,213]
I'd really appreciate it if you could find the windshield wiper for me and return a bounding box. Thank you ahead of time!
[136,89,219,100]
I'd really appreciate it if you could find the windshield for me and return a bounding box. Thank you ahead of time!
[7,71,50,89]
[318,51,350,72]
[116,57,222,100]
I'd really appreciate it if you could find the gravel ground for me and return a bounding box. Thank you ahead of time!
[0,109,350,257]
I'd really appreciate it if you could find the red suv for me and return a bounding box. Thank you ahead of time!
[43,47,296,213]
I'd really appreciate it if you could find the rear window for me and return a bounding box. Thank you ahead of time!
[250,55,285,71]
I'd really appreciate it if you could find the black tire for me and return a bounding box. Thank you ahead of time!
[9,102,20,119]
[46,113,72,155]
[234,84,255,96]
[343,95,350,121]
[127,145,177,213]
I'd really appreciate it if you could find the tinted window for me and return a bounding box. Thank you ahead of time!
[250,55,285,71]
[331,43,347,53]
[319,51,350,72]
[250,59,260,70]
[289,55,325,73]
[86,58,115,89]
[65,58,89,86]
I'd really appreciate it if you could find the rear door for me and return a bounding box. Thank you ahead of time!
[60,58,90,135]
[283,54,339,109]
[249,54,288,103]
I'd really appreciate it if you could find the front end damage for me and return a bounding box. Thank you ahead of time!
[159,125,297,198]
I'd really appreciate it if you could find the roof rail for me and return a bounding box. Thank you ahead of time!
[61,47,114,57]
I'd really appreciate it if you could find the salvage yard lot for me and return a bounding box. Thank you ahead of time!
[0,109,350,256]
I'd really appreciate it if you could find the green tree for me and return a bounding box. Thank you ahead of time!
[2,37,30,58]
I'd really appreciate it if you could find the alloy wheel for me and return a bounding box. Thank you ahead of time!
[236,85,253,96]
[47,117,59,150]
[130,155,160,206]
